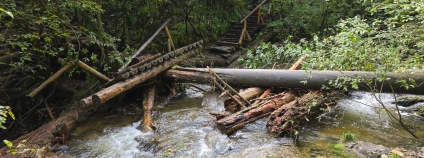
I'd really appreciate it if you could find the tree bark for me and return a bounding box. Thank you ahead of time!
[266,91,340,136]
[81,42,203,107]
[216,91,297,134]
[0,108,79,157]
[141,84,156,132]
[163,68,424,95]
[224,87,263,113]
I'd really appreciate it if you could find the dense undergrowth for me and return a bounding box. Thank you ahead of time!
[239,0,424,140]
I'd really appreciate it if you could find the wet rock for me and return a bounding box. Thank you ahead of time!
[209,45,235,53]
[204,131,232,154]
[349,141,389,158]
[50,144,68,154]
[134,134,159,153]
[393,95,424,107]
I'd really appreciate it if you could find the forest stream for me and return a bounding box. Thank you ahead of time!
[67,85,424,158]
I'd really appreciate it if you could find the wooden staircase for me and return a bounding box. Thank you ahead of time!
[216,0,267,47]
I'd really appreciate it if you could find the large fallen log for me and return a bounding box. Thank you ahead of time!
[81,41,203,107]
[164,68,424,95]
[216,91,297,134]
[0,108,79,157]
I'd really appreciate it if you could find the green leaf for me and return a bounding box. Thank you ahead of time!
[8,112,15,120]
[0,8,14,18]
[3,140,12,147]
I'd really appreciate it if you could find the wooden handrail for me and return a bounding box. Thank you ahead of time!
[118,18,171,72]
[239,0,268,24]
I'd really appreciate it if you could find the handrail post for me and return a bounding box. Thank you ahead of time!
[239,20,247,44]
[164,26,175,51]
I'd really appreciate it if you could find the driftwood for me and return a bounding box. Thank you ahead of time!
[224,87,263,113]
[81,41,203,107]
[164,68,424,95]
[141,84,156,132]
[266,91,340,136]
[216,91,297,134]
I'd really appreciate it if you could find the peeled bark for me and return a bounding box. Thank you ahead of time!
[224,87,263,113]
[216,91,297,134]
[141,84,156,132]
[164,68,424,95]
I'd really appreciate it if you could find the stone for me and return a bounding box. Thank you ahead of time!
[209,45,235,53]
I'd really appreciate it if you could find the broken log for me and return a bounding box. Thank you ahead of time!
[81,41,203,107]
[76,60,111,82]
[28,62,75,98]
[224,87,263,113]
[164,68,424,95]
[216,91,297,134]
[141,84,157,132]
[266,91,340,136]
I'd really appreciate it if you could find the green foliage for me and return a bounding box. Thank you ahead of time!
[265,0,364,40]
[341,131,356,142]
[331,143,346,150]
[240,0,424,92]
[389,154,402,158]
[0,7,13,18]
[3,140,35,156]
[419,107,424,113]
[0,106,14,129]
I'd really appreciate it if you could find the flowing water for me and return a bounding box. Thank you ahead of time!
[68,86,424,158]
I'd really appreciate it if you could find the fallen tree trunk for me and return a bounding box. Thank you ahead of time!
[266,91,341,136]
[0,108,79,157]
[81,41,203,107]
[164,68,424,95]
[224,87,263,113]
[141,84,156,132]
[216,91,297,134]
